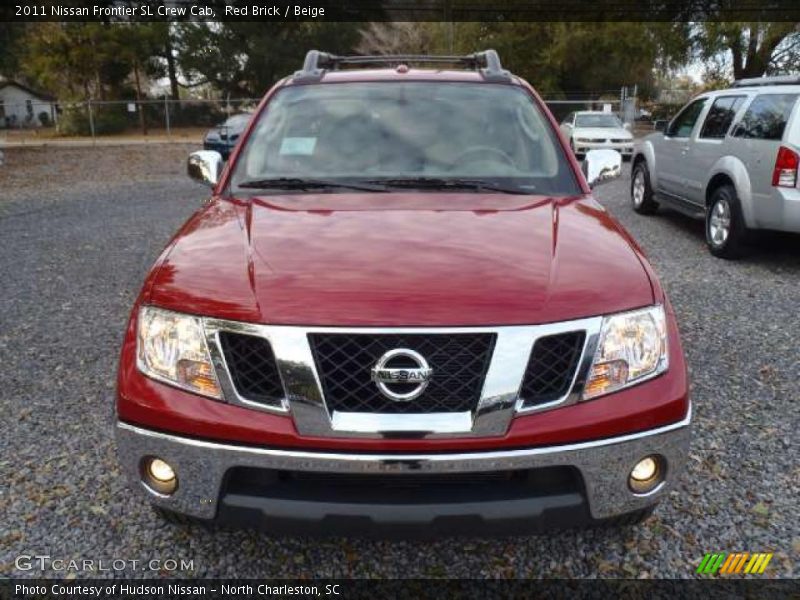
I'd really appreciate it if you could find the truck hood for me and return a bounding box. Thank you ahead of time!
[573,126,632,140]
[148,193,654,326]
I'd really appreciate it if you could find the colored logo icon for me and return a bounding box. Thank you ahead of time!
[697,552,773,575]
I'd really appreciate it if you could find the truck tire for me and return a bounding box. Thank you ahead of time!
[631,161,658,215]
[706,184,749,259]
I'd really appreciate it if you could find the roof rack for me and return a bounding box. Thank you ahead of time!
[732,75,800,88]
[293,49,511,83]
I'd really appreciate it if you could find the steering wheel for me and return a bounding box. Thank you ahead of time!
[450,146,516,170]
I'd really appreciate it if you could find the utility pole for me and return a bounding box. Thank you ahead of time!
[133,60,148,136]
[164,95,171,139]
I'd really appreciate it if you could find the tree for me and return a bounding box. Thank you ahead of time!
[176,23,361,97]
[19,21,171,95]
[0,23,28,78]
[696,23,800,80]
[162,25,180,100]
[17,22,169,135]
[112,24,166,134]
[129,3,181,100]
[356,23,436,55]
[353,22,691,99]
[20,23,138,100]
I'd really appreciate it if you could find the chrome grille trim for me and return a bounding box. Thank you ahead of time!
[202,317,604,439]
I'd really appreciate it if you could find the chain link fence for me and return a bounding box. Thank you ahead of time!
[542,86,688,139]
[542,99,623,123]
[542,91,661,138]
[1,90,679,146]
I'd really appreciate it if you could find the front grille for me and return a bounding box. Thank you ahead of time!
[309,333,495,414]
[219,332,285,407]
[520,331,585,408]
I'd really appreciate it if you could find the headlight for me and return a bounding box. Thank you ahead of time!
[136,306,221,399]
[575,137,590,143]
[583,305,668,400]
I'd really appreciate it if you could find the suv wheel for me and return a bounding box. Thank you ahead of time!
[631,161,658,215]
[706,185,748,259]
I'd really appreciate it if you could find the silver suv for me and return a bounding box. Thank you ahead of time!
[631,76,800,258]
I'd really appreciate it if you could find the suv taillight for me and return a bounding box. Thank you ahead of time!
[772,146,799,188]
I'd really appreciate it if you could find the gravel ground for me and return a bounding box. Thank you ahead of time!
[0,144,199,204]
[1,146,798,579]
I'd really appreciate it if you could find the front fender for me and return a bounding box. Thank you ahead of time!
[633,135,659,190]
[706,156,754,226]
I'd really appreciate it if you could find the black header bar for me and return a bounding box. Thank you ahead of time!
[4,0,800,22]
[3,578,800,600]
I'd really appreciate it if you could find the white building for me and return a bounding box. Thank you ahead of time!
[0,80,57,128]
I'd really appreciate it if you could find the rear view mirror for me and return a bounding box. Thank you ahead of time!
[187,151,223,187]
[583,149,622,188]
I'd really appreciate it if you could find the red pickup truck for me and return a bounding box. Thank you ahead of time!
[116,50,690,535]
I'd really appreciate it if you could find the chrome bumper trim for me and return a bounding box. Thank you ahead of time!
[116,406,690,521]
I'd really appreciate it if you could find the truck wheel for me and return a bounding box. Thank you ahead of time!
[631,161,658,215]
[706,185,749,259]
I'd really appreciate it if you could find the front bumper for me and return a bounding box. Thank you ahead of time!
[574,141,634,155]
[116,409,690,533]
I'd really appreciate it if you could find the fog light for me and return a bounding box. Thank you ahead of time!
[148,458,175,482]
[142,457,178,495]
[631,457,657,482]
[628,455,664,494]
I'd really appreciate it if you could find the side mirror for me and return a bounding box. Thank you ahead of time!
[582,149,622,189]
[654,120,667,132]
[623,122,632,131]
[187,150,223,187]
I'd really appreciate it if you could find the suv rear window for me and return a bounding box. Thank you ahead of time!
[732,93,798,140]
[699,96,745,139]
[232,82,580,196]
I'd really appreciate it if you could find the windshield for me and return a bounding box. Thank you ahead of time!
[221,114,251,129]
[231,82,580,195]
[575,114,623,128]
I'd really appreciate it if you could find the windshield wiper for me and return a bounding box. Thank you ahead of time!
[364,177,532,194]
[238,178,388,192]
